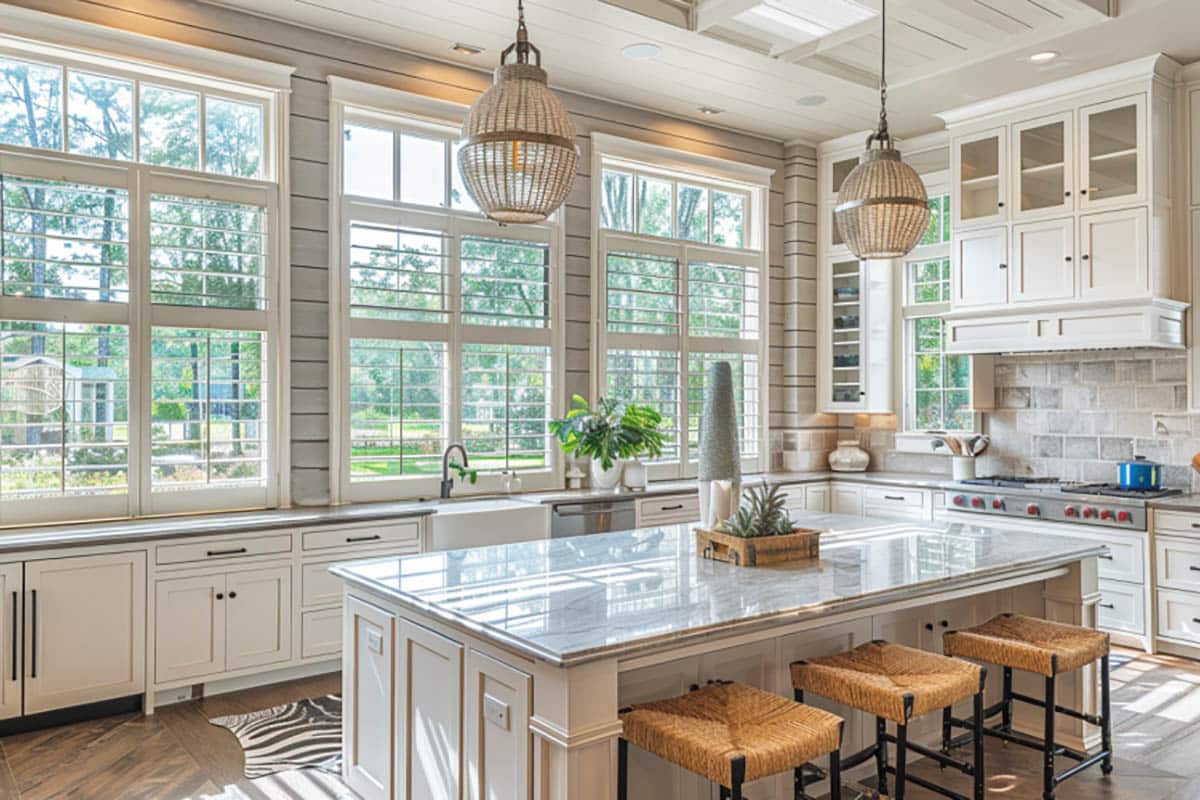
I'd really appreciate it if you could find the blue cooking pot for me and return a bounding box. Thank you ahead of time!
[1118,456,1161,490]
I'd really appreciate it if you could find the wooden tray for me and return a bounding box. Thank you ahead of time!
[696,526,821,566]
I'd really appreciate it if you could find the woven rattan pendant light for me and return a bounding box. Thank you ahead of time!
[458,0,578,224]
[834,0,929,259]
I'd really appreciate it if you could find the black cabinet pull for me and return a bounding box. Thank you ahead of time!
[215,592,224,600]
[1189,566,1200,572]
[1081,255,1090,261]
[998,263,1008,269]
[924,623,933,631]
[346,535,382,543]
[228,591,237,599]
[10,591,16,682]
[29,589,36,679]
[940,620,949,628]
[206,547,247,557]
[883,495,904,501]
[1080,189,1088,195]
[1193,618,1200,624]
[997,201,1005,208]
[1065,256,1072,262]
[1099,554,1113,560]
[1099,602,1115,609]
[660,504,684,511]
[1065,191,1072,197]
[1192,523,1200,529]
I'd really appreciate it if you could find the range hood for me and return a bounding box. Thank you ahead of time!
[943,297,1187,355]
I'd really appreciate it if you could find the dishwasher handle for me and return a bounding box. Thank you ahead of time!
[552,503,632,517]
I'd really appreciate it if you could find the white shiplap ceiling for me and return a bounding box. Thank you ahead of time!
[209,0,1199,143]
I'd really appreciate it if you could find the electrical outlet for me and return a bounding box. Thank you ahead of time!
[365,628,383,654]
[483,693,509,731]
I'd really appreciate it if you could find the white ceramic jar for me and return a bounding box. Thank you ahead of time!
[828,440,870,472]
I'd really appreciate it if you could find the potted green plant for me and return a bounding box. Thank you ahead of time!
[549,395,664,490]
[696,482,821,566]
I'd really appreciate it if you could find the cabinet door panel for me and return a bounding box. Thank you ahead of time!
[1079,95,1145,210]
[831,484,863,516]
[0,564,20,720]
[953,227,1008,308]
[398,620,463,800]
[343,596,395,800]
[225,566,291,671]
[464,650,531,800]
[1011,218,1075,303]
[1013,112,1073,219]
[24,552,146,714]
[805,484,831,513]
[954,128,1007,228]
[155,574,226,684]
[1079,207,1148,299]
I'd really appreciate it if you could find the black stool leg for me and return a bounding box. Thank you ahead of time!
[1101,654,1113,775]
[1002,666,1013,733]
[1043,674,1057,800]
[793,688,805,793]
[875,716,889,797]
[617,738,628,800]
[941,705,953,755]
[829,748,842,800]
[973,690,986,800]
[894,723,908,800]
[730,755,745,800]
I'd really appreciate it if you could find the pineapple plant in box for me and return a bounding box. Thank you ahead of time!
[696,481,822,566]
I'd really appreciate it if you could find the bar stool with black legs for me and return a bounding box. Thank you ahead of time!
[617,680,844,800]
[791,640,988,800]
[943,613,1113,800]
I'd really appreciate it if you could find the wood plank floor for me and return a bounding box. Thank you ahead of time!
[0,649,1197,799]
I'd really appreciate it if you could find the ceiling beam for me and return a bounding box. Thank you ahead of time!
[694,0,760,32]
[1052,0,1115,19]
[772,16,878,61]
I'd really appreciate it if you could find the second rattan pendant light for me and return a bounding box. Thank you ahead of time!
[458,0,578,224]
[834,0,930,259]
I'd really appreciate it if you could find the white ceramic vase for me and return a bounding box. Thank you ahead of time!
[622,459,647,491]
[829,440,870,472]
[590,458,623,490]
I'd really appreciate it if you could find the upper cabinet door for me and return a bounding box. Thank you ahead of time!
[826,154,859,252]
[1013,112,1073,221]
[1079,95,1146,211]
[1079,207,1149,299]
[953,127,1008,229]
[953,226,1009,308]
[1011,218,1075,303]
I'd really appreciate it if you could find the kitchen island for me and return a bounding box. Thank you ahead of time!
[333,514,1106,800]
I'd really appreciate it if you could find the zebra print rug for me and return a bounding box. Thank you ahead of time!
[209,694,342,779]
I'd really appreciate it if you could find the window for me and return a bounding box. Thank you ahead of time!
[597,155,765,479]
[0,41,281,523]
[600,164,749,249]
[902,191,974,433]
[337,106,559,501]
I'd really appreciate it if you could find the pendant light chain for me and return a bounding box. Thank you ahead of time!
[877,0,889,143]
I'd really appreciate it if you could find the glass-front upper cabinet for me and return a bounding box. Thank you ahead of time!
[1013,112,1073,220]
[829,258,863,406]
[828,155,858,251]
[1079,95,1145,210]
[953,127,1007,229]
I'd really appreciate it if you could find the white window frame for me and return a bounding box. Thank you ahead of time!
[591,133,771,481]
[0,20,290,524]
[328,77,566,503]
[900,173,979,438]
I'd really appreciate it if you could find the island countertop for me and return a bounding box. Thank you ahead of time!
[331,514,1106,667]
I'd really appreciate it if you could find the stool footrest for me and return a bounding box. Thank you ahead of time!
[1055,748,1113,785]
[841,742,881,772]
[885,764,971,800]
[1009,690,1103,725]
[884,734,974,774]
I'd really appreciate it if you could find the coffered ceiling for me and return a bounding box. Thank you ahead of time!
[209,0,1200,143]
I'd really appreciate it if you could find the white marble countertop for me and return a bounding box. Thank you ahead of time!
[331,513,1105,667]
[1148,493,1200,513]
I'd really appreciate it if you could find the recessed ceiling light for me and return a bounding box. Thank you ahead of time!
[1029,50,1060,64]
[796,94,827,107]
[698,106,724,115]
[622,42,661,60]
[453,42,485,55]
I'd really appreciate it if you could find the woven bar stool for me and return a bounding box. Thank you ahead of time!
[791,640,987,800]
[942,613,1112,800]
[617,680,844,800]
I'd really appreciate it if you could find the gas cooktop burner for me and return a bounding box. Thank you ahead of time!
[960,476,1060,488]
[1060,483,1183,500]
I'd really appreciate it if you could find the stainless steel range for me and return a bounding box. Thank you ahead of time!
[945,476,1182,531]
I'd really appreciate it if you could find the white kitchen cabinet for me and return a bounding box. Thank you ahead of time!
[830,483,864,516]
[1156,589,1200,646]
[1079,206,1148,299]
[343,596,395,800]
[953,127,1008,229]
[1013,112,1074,220]
[155,566,291,684]
[819,255,894,413]
[226,567,291,671]
[397,619,463,800]
[0,563,19,720]
[804,483,831,513]
[1011,217,1075,303]
[636,493,700,526]
[1098,580,1145,636]
[863,486,932,522]
[23,552,146,715]
[464,650,531,800]
[1078,94,1145,211]
[953,226,1008,308]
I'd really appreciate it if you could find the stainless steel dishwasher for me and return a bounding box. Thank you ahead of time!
[550,499,636,537]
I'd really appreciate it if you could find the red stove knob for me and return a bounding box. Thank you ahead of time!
[1082,507,1095,519]
[1100,509,1112,520]
[1065,506,1078,517]
[952,495,966,507]
[971,496,985,508]
[1026,503,1040,516]
[992,497,1004,509]
[1117,510,1131,523]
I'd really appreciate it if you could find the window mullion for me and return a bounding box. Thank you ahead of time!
[448,221,463,449]
[133,165,151,515]
[677,251,689,477]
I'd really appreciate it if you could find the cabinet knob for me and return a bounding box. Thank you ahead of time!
[924,623,934,631]
[940,620,949,628]
[997,201,1005,208]
[1065,191,1072,197]
[998,263,1007,269]
[859,391,866,397]
[215,593,224,600]
[1080,189,1088,195]
[1065,256,1072,262]
[228,591,238,599]
[1082,255,1090,261]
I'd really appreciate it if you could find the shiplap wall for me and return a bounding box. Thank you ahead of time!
[11,0,817,504]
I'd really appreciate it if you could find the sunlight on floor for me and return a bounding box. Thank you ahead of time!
[192,769,355,800]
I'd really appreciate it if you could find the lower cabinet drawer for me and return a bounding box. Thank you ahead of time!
[301,608,343,659]
[863,504,927,522]
[863,486,928,510]
[1097,580,1144,635]
[156,534,291,565]
[637,494,700,525]
[1152,510,1200,538]
[1156,537,1200,592]
[1157,589,1200,644]
[301,520,421,551]
[302,546,420,608]
[1094,534,1144,584]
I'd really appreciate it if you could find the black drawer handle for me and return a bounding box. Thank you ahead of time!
[346,535,382,543]
[883,495,905,502]
[1099,554,1113,560]
[1192,523,1200,529]
[10,590,16,682]
[1194,618,1200,624]
[925,623,933,631]
[29,589,36,679]
[660,504,684,511]
[206,547,248,557]
[1099,602,1115,610]
[1190,566,1200,572]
